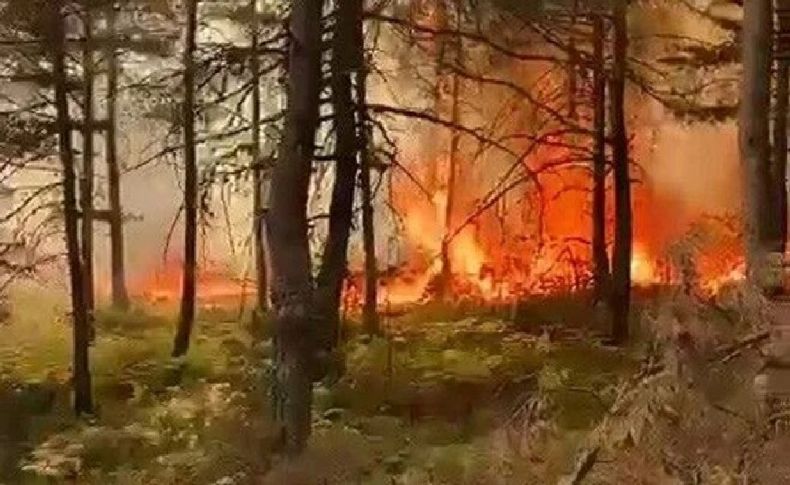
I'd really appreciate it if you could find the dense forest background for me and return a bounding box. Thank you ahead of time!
[0,0,789,483]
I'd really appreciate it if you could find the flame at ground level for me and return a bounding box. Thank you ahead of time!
[125,261,256,308]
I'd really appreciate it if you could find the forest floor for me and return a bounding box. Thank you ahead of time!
[0,283,787,484]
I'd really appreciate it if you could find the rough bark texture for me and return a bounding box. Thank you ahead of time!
[609,0,632,345]
[51,0,93,415]
[316,0,363,348]
[741,0,776,288]
[105,4,129,310]
[80,6,95,329]
[592,14,610,303]
[773,59,789,256]
[250,0,268,313]
[173,0,198,358]
[266,0,324,454]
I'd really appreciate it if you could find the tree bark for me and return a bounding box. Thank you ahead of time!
[357,40,378,336]
[608,0,632,345]
[316,0,364,347]
[173,0,198,358]
[51,0,93,415]
[567,0,578,119]
[592,14,610,302]
[80,5,95,330]
[105,4,129,310]
[773,58,789,256]
[438,2,462,301]
[741,0,776,288]
[267,0,324,454]
[250,0,268,314]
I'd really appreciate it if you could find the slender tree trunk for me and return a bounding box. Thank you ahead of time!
[439,70,461,299]
[316,0,363,347]
[80,6,95,330]
[773,58,789,256]
[51,0,93,415]
[357,32,378,335]
[359,125,378,334]
[592,14,610,302]
[438,3,462,300]
[173,0,198,358]
[567,0,578,119]
[741,0,775,289]
[608,0,632,345]
[105,4,129,309]
[250,0,268,313]
[267,0,324,454]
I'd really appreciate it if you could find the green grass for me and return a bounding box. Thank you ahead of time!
[0,284,647,484]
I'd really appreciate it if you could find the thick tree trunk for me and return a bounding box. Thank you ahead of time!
[250,0,268,313]
[316,0,364,348]
[741,0,776,288]
[608,0,632,345]
[592,14,610,302]
[173,0,198,358]
[80,6,95,330]
[105,4,129,310]
[267,0,324,454]
[51,0,93,415]
[773,59,789,256]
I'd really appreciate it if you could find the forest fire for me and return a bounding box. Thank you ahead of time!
[360,144,748,309]
[129,262,255,308]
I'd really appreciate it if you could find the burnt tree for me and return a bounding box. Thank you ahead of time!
[774,0,790,256]
[741,0,776,288]
[105,3,130,309]
[316,0,364,347]
[250,0,268,314]
[51,0,93,414]
[173,0,199,357]
[358,56,378,335]
[609,0,632,345]
[266,0,324,453]
[591,13,610,302]
[80,3,95,330]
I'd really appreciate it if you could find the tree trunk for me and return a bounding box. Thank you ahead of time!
[250,0,268,314]
[357,44,378,336]
[592,14,610,302]
[173,0,198,358]
[105,4,129,310]
[608,0,632,345]
[267,0,324,454]
[316,0,364,348]
[773,58,789,256]
[567,0,578,119]
[51,0,93,415]
[438,3,462,301]
[80,6,95,331]
[741,0,775,289]
[439,72,461,300]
